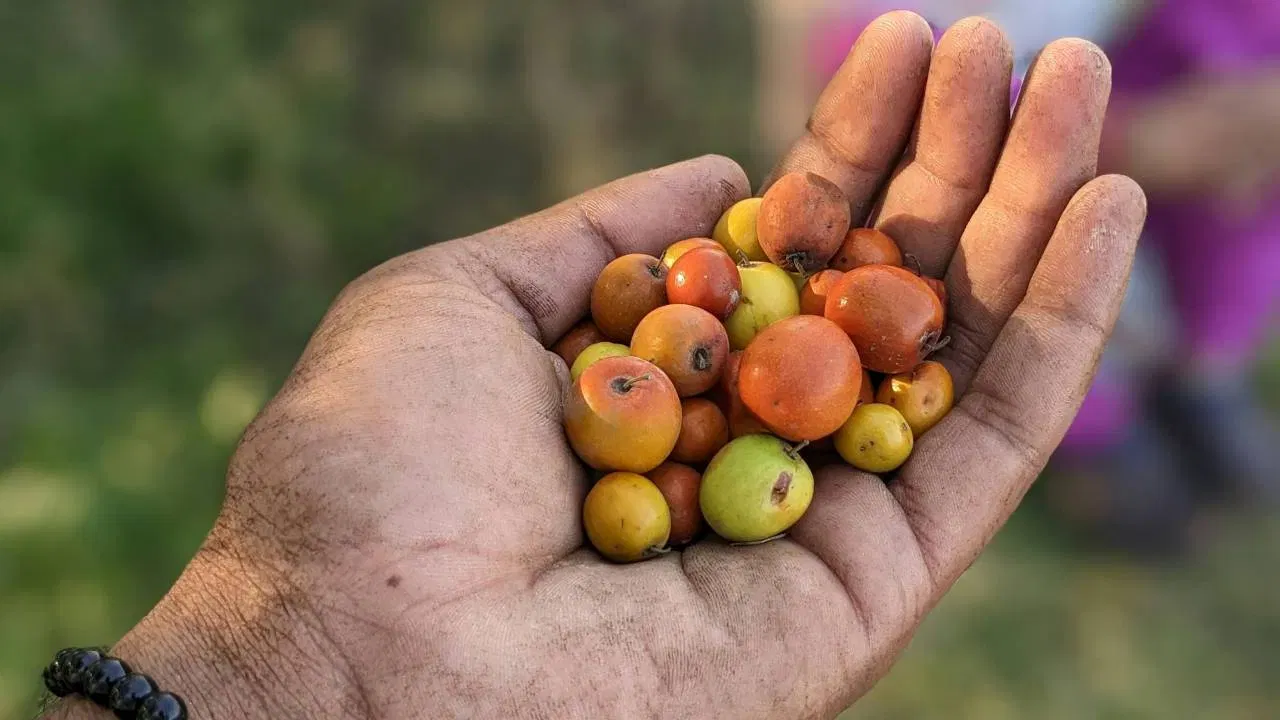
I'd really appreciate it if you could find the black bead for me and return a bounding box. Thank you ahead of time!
[108,673,157,718]
[137,691,187,720]
[49,648,81,693]
[65,649,104,692]
[84,657,132,704]
[42,663,71,697]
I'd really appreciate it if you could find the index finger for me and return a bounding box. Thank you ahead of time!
[764,11,934,222]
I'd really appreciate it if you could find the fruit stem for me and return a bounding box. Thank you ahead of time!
[922,332,951,358]
[643,545,673,558]
[734,249,752,267]
[784,440,809,461]
[905,253,923,276]
[787,254,808,277]
[729,533,787,547]
[615,373,652,392]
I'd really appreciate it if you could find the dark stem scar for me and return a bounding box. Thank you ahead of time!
[693,347,712,372]
[385,575,401,588]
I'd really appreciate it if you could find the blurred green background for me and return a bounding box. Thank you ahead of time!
[2,1,1277,718]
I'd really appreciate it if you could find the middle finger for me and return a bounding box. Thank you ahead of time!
[871,17,1014,277]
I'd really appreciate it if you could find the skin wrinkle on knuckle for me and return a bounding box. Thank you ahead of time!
[887,489,945,599]
[983,182,1079,231]
[675,552,724,637]
[913,140,998,203]
[1018,294,1115,344]
[860,483,937,625]
[909,154,988,198]
[573,197,622,258]
[715,176,746,209]
[804,123,886,180]
[954,388,1043,472]
[936,311,989,386]
[459,243,550,339]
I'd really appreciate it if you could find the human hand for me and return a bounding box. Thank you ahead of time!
[50,12,1146,720]
[1111,69,1280,211]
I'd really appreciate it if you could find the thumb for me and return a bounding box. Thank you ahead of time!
[454,154,749,345]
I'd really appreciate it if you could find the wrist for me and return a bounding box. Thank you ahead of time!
[43,539,367,720]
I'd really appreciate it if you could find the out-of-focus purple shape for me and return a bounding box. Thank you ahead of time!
[1108,0,1280,367]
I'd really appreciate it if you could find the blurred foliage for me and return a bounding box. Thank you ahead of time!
[1,1,1277,718]
[845,499,1280,719]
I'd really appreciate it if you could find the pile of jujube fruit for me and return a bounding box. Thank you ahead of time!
[556,171,956,563]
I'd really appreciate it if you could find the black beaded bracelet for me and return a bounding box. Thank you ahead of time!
[42,647,187,720]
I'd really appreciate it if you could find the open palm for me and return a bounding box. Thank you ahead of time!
[101,13,1146,720]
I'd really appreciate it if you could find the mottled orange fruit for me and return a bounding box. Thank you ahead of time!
[830,227,903,271]
[800,269,845,316]
[661,237,728,269]
[552,319,608,367]
[923,277,949,321]
[825,264,945,374]
[738,315,863,442]
[718,351,770,438]
[590,254,668,342]
[647,462,704,546]
[564,356,681,473]
[671,398,729,464]
[858,369,876,405]
[667,247,742,319]
[630,304,730,397]
[757,172,851,274]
